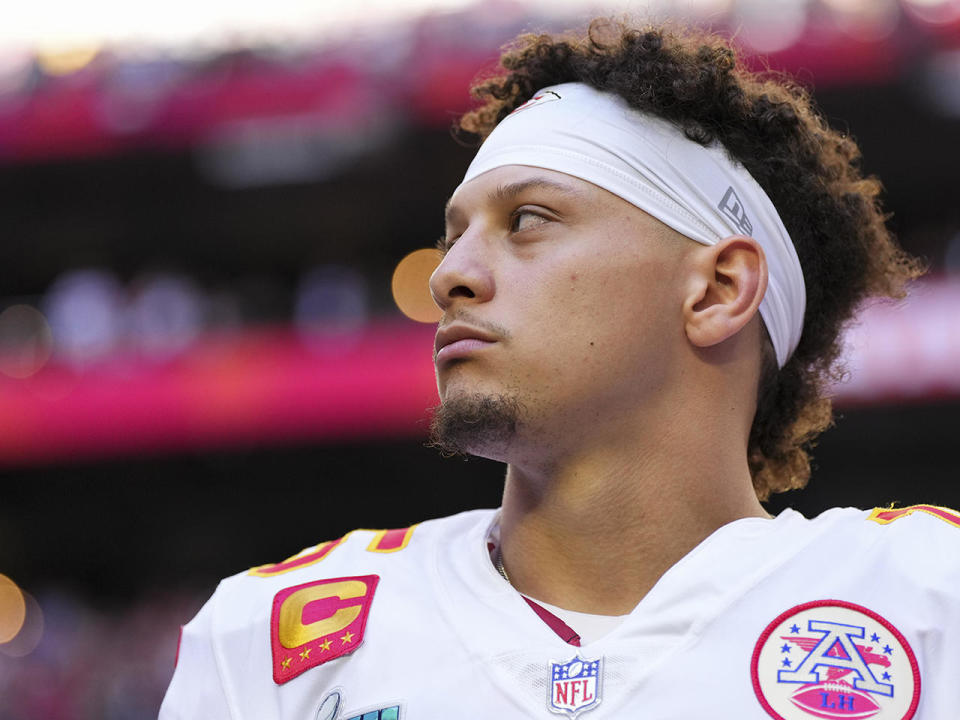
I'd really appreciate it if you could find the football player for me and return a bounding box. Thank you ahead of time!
[160,19,954,720]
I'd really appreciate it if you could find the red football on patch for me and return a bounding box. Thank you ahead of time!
[790,683,881,720]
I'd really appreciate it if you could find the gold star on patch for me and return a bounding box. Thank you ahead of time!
[299,648,311,661]
[320,639,332,651]
[281,657,292,670]
[341,631,355,644]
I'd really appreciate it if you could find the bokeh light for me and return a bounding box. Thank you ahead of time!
[35,45,100,76]
[0,574,26,643]
[902,0,960,24]
[821,0,900,40]
[0,304,54,379]
[296,265,370,338]
[733,0,808,53]
[127,273,204,359]
[391,248,443,323]
[0,589,44,657]
[42,268,125,367]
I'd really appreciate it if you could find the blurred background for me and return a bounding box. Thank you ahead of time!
[0,0,958,716]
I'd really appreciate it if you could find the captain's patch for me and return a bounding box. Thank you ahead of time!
[270,575,379,684]
[751,600,920,720]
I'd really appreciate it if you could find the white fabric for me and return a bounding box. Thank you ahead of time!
[458,82,806,368]
[524,596,628,645]
[160,506,960,718]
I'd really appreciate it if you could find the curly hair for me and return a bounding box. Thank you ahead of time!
[457,19,924,500]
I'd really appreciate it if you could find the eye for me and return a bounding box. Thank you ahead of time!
[510,209,548,233]
[436,234,459,255]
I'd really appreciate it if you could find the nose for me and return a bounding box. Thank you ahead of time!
[429,234,495,311]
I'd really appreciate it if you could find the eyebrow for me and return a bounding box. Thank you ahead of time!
[443,176,585,229]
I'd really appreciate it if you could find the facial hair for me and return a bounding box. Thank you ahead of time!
[428,393,523,458]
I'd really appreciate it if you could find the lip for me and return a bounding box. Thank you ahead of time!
[434,324,498,364]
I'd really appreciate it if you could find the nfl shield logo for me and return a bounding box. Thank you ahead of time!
[547,656,603,718]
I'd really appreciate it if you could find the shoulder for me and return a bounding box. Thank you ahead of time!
[803,503,960,587]
[201,508,496,633]
[808,502,960,543]
[798,502,960,536]
[862,503,960,534]
[861,503,960,566]
[241,507,493,582]
[175,509,495,692]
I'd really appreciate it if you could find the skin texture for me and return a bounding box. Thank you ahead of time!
[431,165,773,614]
[458,22,924,499]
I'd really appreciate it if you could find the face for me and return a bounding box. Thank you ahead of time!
[430,165,694,461]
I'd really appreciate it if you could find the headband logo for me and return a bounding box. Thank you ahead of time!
[509,90,562,117]
[719,186,753,236]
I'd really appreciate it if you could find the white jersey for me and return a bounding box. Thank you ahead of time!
[160,504,960,720]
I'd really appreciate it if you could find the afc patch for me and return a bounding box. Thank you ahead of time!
[751,600,920,720]
[270,575,379,684]
[548,655,603,718]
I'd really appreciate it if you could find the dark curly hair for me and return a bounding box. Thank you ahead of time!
[457,18,924,500]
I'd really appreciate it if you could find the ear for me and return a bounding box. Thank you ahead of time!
[682,235,768,352]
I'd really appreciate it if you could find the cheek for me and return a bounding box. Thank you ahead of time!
[547,263,677,369]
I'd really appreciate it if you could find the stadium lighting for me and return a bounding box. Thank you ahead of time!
[0,575,26,644]
[392,249,443,323]
[731,0,809,53]
[902,0,960,24]
[0,305,53,380]
[1,0,479,53]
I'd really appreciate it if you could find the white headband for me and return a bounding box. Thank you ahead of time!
[457,82,806,368]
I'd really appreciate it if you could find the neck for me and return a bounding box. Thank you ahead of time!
[496,412,769,616]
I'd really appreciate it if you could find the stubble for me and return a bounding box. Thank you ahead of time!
[427,393,523,458]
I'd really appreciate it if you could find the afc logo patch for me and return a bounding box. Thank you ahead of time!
[751,600,920,720]
[547,655,602,718]
[270,575,379,684]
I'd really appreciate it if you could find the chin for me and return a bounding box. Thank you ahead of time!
[428,392,523,460]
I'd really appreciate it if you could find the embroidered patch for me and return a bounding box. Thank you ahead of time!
[271,575,379,684]
[751,600,920,720]
[316,690,343,720]
[315,689,402,720]
[547,655,603,718]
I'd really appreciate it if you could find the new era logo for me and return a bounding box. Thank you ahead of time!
[718,186,753,235]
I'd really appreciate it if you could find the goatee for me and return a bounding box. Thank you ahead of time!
[428,393,523,457]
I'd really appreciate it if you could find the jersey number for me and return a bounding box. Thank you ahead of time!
[249,525,417,577]
[867,504,960,529]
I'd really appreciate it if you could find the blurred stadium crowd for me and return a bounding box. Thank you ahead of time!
[0,582,199,719]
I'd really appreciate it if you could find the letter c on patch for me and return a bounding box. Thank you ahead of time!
[278,579,368,649]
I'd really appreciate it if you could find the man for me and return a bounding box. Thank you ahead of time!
[160,19,954,720]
